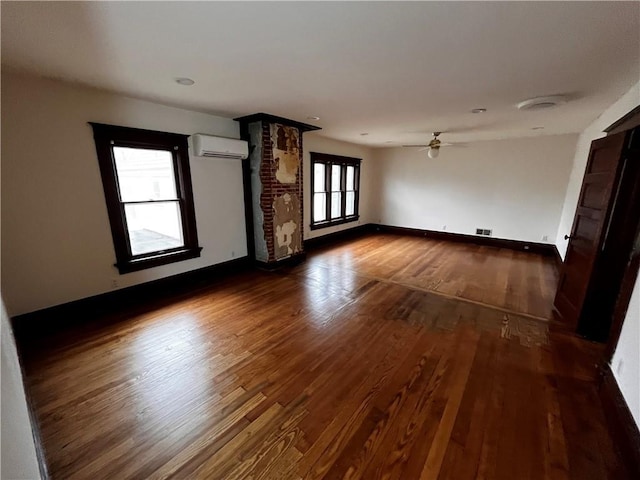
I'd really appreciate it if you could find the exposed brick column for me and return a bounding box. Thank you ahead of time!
[236,113,320,268]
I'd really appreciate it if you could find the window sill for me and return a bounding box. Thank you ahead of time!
[116,246,202,274]
[310,216,359,231]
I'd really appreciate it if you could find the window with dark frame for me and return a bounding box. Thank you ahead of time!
[90,123,201,274]
[310,152,361,230]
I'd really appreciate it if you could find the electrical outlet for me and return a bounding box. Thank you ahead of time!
[111,279,119,289]
[542,235,549,242]
[443,225,447,231]
[231,250,236,258]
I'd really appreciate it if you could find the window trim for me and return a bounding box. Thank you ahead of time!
[90,123,201,274]
[310,152,361,230]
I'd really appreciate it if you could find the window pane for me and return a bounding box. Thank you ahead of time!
[331,192,342,219]
[114,147,177,202]
[313,193,326,222]
[346,192,356,216]
[331,165,341,192]
[124,201,184,255]
[346,166,355,191]
[313,163,325,193]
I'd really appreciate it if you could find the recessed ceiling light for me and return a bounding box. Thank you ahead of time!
[176,78,195,86]
[471,108,487,114]
[360,133,369,136]
[532,126,545,130]
[517,95,567,111]
[306,116,320,121]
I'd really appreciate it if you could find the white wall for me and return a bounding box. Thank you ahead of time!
[555,81,640,257]
[372,135,577,243]
[612,276,640,427]
[1,298,43,479]
[1,73,247,316]
[303,133,375,240]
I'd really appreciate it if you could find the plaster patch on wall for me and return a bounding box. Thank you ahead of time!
[248,122,268,262]
[271,123,300,184]
[273,192,301,259]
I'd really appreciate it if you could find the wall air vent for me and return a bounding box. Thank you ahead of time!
[476,228,492,236]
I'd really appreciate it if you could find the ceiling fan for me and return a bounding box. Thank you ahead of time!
[402,132,460,158]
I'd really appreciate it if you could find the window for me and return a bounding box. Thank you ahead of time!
[91,123,201,273]
[310,152,361,230]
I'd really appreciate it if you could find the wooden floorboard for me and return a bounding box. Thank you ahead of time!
[19,233,629,479]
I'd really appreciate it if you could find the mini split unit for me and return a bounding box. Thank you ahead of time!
[189,134,249,159]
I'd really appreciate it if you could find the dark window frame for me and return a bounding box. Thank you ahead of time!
[90,123,201,274]
[310,152,361,230]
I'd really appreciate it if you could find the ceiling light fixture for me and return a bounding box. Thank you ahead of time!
[427,131,442,158]
[517,95,567,111]
[306,116,320,121]
[427,147,440,159]
[176,77,195,86]
[471,108,487,114]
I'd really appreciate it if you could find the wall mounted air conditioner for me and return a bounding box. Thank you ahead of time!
[189,134,249,160]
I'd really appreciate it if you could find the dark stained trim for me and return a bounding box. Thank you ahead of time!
[309,152,362,164]
[238,121,256,261]
[304,224,374,250]
[606,104,640,135]
[600,139,640,350]
[604,232,640,362]
[553,245,564,271]
[304,222,558,256]
[11,257,251,345]
[310,152,361,231]
[89,122,201,274]
[234,113,321,133]
[599,364,640,478]
[375,224,557,256]
[255,252,307,270]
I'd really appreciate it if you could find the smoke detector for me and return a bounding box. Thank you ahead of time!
[517,95,567,111]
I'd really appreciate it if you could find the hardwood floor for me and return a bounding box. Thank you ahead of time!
[19,234,628,479]
[296,234,559,320]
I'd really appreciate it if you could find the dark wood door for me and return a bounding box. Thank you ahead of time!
[554,132,627,327]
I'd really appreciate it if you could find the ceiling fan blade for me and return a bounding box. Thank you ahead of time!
[440,142,468,148]
[402,144,429,148]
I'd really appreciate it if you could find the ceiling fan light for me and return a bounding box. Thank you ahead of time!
[428,147,440,159]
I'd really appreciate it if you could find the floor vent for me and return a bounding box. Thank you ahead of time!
[476,228,492,236]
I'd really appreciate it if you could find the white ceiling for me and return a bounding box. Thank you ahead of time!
[2,1,639,146]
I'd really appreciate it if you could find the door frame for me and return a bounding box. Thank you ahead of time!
[603,121,640,362]
[555,120,639,358]
[605,234,640,361]
[554,133,628,331]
